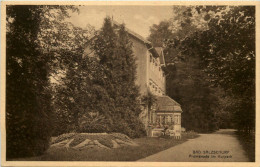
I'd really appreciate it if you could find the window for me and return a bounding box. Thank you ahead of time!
[174,115,181,124]
[159,67,161,71]
[163,116,166,124]
[150,55,152,62]
[167,116,171,123]
[174,116,178,124]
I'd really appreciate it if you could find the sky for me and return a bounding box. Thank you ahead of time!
[66,6,173,38]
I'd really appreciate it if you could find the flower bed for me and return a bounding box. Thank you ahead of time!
[50,132,137,149]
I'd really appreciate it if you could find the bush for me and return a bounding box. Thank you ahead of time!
[6,107,53,159]
[78,112,111,133]
[111,117,146,138]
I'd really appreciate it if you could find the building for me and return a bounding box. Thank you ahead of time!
[119,23,182,138]
[85,21,183,138]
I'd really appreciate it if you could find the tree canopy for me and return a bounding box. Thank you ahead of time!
[52,17,146,138]
[6,5,81,158]
[148,6,255,133]
[175,6,255,132]
[91,18,146,137]
[5,5,96,158]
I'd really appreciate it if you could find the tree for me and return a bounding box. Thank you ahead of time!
[165,57,220,132]
[6,5,79,158]
[53,52,112,135]
[91,18,145,137]
[148,21,174,47]
[175,6,255,133]
[45,22,96,136]
[148,6,255,133]
[147,6,231,132]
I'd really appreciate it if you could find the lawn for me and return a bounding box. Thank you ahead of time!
[14,132,199,161]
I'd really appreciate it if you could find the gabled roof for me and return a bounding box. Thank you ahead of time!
[155,95,182,112]
[112,20,159,58]
[112,20,150,44]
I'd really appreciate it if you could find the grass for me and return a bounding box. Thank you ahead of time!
[235,131,255,162]
[13,132,199,161]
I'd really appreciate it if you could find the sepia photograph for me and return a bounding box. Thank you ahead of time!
[1,1,259,166]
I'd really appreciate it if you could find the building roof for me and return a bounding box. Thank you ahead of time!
[85,20,160,58]
[155,95,182,112]
[155,47,166,65]
[112,20,159,58]
[112,20,150,44]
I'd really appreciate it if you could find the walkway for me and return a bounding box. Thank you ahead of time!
[138,129,249,162]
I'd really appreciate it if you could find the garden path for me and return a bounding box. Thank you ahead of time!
[138,129,249,162]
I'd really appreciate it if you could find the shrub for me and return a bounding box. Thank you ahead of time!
[78,112,110,133]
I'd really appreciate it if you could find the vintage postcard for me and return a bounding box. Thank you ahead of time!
[1,1,259,167]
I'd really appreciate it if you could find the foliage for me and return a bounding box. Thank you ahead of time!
[236,131,255,161]
[148,6,255,133]
[148,21,175,47]
[6,5,79,158]
[91,18,146,137]
[53,17,145,138]
[174,6,255,132]
[147,7,221,132]
[79,112,110,133]
[52,56,112,135]
[166,59,220,132]
[141,91,156,111]
[33,6,96,136]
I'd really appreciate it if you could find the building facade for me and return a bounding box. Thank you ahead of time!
[123,24,183,138]
[85,21,183,138]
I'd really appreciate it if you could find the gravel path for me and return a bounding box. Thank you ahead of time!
[138,129,249,162]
